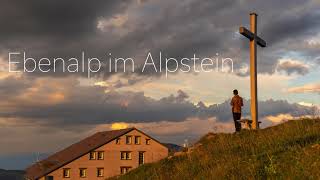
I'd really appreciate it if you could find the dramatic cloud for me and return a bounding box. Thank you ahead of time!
[0,0,319,79]
[276,59,309,75]
[0,0,132,40]
[0,0,320,169]
[0,75,315,127]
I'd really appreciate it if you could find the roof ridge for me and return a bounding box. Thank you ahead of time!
[99,127,135,133]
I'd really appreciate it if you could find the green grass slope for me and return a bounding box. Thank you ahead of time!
[113,119,320,180]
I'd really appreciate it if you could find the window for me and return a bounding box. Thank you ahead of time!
[45,176,54,180]
[79,168,87,178]
[139,151,145,165]
[120,151,132,160]
[97,151,104,160]
[134,136,141,145]
[89,151,96,160]
[126,136,132,144]
[116,138,121,144]
[121,152,125,160]
[63,168,70,178]
[120,167,131,174]
[97,168,104,177]
[146,139,151,145]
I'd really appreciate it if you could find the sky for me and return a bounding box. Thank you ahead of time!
[0,0,319,170]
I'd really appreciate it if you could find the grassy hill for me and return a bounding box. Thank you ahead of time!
[113,119,320,180]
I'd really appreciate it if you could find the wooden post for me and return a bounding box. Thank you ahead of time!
[250,13,258,129]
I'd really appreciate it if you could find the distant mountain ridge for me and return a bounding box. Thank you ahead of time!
[163,143,184,153]
[0,169,25,180]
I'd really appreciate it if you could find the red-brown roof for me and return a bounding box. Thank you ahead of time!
[25,128,134,180]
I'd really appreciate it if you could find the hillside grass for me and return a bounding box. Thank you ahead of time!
[112,118,320,180]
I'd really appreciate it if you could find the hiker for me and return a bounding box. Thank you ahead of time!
[230,89,243,132]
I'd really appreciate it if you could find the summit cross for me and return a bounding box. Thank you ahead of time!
[239,13,267,130]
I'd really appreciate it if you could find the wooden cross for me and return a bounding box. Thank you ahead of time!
[239,13,266,130]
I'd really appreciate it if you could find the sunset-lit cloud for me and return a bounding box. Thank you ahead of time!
[298,102,314,107]
[114,70,294,104]
[288,83,320,93]
[97,14,128,29]
[276,59,310,75]
[0,57,22,79]
[111,122,129,130]
[266,114,294,123]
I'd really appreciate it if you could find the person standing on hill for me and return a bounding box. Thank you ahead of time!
[230,89,243,132]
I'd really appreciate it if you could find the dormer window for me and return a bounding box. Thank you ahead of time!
[134,136,141,144]
[146,139,151,145]
[89,151,96,160]
[63,168,70,178]
[116,138,120,144]
[126,136,132,144]
[97,151,104,160]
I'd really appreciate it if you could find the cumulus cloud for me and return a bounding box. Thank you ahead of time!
[0,94,316,157]
[0,75,315,127]
[298,102,314,107]
[265,113,294,123]
[276,59,309,75]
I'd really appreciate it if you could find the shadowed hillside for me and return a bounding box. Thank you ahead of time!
[112,119,320,180]
[0,169,24,180]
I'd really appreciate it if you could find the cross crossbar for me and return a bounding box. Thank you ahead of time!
[239,27,267,47]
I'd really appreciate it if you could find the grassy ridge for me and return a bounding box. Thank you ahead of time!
[113,119,320,180]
